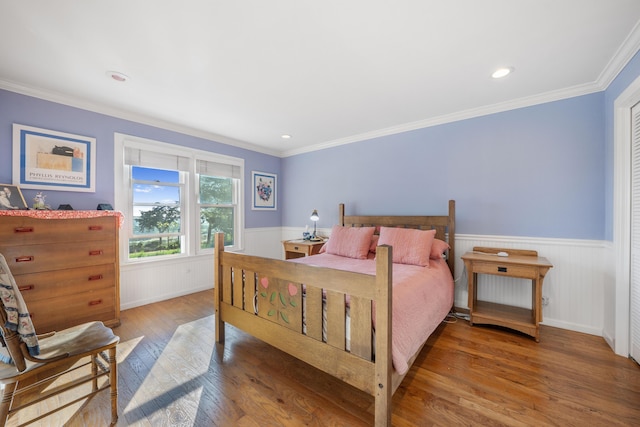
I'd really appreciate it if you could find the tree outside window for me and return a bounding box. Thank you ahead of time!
[199,175,236,248]
[129,166,183,258]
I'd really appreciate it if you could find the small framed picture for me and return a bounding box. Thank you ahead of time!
[0,184,27,210]
[252,171,277,210]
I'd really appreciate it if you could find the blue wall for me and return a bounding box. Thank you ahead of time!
[283,93,606,240]
[0,90,282,228]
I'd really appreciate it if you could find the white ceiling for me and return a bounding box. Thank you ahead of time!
[1,1,640,157]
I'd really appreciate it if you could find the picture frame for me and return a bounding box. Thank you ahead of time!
[12,124,96,192]
[252,171,277,210]
[0,184,27,210]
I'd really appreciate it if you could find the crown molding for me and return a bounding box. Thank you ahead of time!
[0,79,281,158]
[281,81,602,157]
[596,19,640,89]
[282,24,640,158]
[4,19,640,161]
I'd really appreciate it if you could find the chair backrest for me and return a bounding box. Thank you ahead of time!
[0,254,32,372]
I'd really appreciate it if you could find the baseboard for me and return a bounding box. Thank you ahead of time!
[541,318,602,337]
[121,284,213,311]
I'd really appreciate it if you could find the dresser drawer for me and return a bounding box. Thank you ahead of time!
[0,216,116,245]
[28,289,116,333]
[14,264,115,302]
[471,261,538,279]
[0,240,116,275]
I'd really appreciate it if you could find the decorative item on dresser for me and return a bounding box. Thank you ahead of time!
[0,210,122,333]
[0,184,27,210]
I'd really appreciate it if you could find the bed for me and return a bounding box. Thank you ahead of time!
[213,200,455,426]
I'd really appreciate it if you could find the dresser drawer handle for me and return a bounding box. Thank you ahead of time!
[88,274,104,281]
[14,227,34,233]
[88,225,103,231]
[497,266,508,273]
[294,246,299,250]
[15,256,34,263]
[18,284,34,292]
[89,299,103,306]
[89,250,103,256]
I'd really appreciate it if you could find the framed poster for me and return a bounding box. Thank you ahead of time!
[252,171,277,210]
[12,124,96,192]
[0,184,27,210]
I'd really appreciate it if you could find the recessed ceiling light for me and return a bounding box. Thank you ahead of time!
[492,67,514,79]
[281,134,291,139]
[106,71,129,82]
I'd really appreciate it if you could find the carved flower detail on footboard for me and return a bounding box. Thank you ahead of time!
[258,277,298,324]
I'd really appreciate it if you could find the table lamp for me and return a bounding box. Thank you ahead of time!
[310,209,319,239]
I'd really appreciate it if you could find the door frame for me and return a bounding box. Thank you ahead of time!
[614,74,640,356]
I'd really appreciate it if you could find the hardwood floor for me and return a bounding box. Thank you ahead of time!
[8,289,640,426]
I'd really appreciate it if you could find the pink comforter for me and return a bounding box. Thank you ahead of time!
[291,253,454,375]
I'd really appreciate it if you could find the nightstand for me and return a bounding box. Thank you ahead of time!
[282,239,325,260]
[461,247,553,342]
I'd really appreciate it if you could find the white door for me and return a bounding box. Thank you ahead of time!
[630,102,640,364]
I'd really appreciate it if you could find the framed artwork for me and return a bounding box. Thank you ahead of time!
[252,171,277,210]
[0,184,27,210]
[12,124,96,192]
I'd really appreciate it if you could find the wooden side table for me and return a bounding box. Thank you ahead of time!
[461,247,553,342]
[282,239,325,260]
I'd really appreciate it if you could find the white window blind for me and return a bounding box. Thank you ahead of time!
[630,102,640,363]
[125,147,190,171]
[196,159,241,179]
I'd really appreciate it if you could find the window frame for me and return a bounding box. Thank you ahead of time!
[130,166,186,258]
[196,174,238,251]
[114,133,244,265]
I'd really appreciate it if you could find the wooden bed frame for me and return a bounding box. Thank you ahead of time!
[214,200,455,426]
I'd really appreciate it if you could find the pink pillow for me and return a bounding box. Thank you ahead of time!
[324,226,375,259]
[369,234,380,253]
[378,227,436,266]
[430,238,450,259]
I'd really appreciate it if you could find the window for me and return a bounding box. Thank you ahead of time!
[130,166,184,258]
[115,134,244,263]
[196,159,241,250]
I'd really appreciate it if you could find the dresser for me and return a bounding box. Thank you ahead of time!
[0,211,122,333]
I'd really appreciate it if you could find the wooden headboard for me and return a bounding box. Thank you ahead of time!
[338,200,456,277]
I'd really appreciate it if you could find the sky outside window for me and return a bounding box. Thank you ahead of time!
[132,166,180,206]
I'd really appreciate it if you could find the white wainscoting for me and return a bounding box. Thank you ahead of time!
[120,255,214,310]
[282,227,608,337]
[120,227,609,339]
[119,227,283,310]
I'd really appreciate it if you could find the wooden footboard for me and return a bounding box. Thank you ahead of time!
[214,233,394,426]
[214,200,455,426]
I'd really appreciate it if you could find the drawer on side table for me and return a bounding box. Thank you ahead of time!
[283,239,325,260]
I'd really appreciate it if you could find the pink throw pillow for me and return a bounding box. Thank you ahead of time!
[378,227,436,266]
[324,226,375,259]
[430,238,450,259]
[369,234,380,253]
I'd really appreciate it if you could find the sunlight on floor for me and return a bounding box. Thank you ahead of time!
[6,315,216,426]
[121,317,216,424]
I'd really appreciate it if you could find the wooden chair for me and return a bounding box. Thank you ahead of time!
[0,254,119,426]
